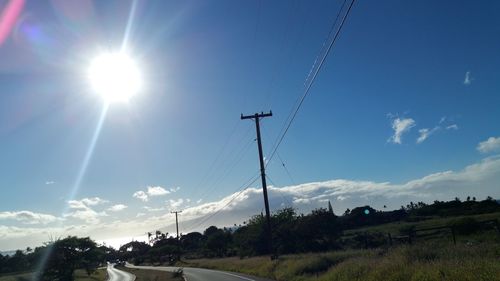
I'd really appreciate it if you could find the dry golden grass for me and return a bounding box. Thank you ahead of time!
[182,239,500,281]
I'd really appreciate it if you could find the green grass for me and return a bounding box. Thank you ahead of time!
[74,268,107,281]
[0,272,32,281]
[344,212,500,236]
[118,266,183,281]
[0,268,107,281]
[181,237,500,281]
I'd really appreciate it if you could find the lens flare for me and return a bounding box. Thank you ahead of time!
[0,0,25,46]
[88,52,142,103]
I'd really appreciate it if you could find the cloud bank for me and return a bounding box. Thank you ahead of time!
[1,156,499,251]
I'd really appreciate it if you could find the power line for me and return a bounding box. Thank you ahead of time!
[191,125,254,204]
[266,174,293,207]
[275,151,296,186]
[184,172,261,233]
[266,0,356,166]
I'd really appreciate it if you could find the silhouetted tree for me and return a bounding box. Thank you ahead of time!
[40,236,100,281]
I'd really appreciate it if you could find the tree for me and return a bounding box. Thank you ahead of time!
[295,208,341,252]
[203,226,231,257]
[40,236,100,281]
[181,232,204,252]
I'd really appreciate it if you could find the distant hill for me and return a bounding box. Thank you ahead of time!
[0,250,17,257]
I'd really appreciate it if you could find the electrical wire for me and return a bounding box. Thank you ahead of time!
[183,172,261,233]
[266,0,356,166]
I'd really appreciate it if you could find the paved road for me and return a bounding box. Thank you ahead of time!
[127,263,274,281]
[107,263,136,281]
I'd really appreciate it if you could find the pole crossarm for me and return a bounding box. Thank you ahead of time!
[241,111,273,120]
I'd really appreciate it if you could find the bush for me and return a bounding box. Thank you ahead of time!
[449,217,481,235]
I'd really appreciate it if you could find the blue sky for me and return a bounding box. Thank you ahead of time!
[1,0,500,250]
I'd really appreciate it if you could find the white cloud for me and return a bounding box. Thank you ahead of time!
[81,197,109,206]
[107,204,128,212]
[464,71,473,85]
[147,186,169,196]
[143,206,165,212]
[133,191,149,202]
[45,181,55,185]
[446,124,458,130]
[477,137,500,153]
[389,117,416,144]
[0,211,59,225]
[133,186,175,202]
[169,187,181,193]
[65,198,108,224]
[417,127,440,144]
[179,155,500,232]
[168,199,184,209]
[336,195,349,201]
[63,209,107,224]
[417,128,430,143]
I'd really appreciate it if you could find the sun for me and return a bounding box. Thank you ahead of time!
[88,52,142,103]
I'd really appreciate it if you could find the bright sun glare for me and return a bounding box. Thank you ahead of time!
[88,52,142,103]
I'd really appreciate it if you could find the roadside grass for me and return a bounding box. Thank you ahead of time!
[180,213,500,280]
[118,266,183,281]
[182,238,500,281]
[0,268,107,281]
[74,268,107,281]
[0,272,32,281]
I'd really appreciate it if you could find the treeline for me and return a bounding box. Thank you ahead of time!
[118,196,500,264]
[1,197,498,276]
[0,236,112,280]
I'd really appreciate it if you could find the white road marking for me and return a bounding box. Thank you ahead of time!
[218,271,255,281]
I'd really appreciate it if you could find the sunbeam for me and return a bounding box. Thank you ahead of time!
[34,104,109,279]
[69,103,109,201]
[121,0,138,52]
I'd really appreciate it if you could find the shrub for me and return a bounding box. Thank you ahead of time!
[449,217,481,235]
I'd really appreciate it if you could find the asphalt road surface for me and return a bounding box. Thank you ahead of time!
[107,263,136,281]
[127,263,274,281]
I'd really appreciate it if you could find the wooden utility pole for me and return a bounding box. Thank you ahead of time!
[171,211,182,240]
[241,111,274,257]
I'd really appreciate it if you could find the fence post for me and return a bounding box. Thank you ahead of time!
[388,233,393,246]
[408,230,412,245]
[494,219,500,235]
[451,226,456,245]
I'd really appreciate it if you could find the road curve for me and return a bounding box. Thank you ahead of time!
[126,263,274,281]
[107,263,136,281]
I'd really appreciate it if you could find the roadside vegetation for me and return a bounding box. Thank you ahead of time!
[117,266,183,281]
[0,268,107,281]
[118,196,500,265]
[0,196,498,280]
[182,239,500,281]
[0,237,111,280]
